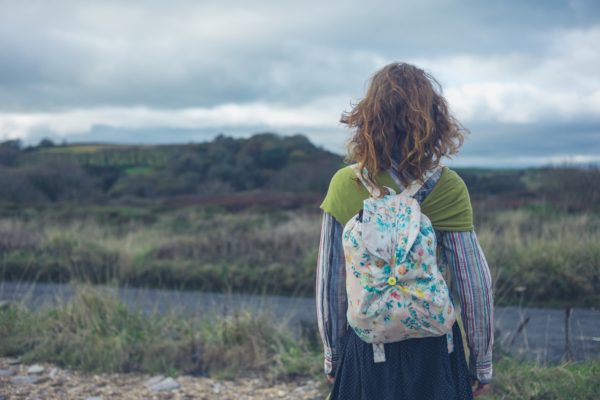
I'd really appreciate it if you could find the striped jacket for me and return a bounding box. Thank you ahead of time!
[315,166,494,384]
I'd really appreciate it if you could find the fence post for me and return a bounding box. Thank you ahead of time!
[564,306,573,362]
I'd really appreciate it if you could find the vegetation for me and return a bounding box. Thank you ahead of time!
[0,284,321,382]
[0,207,319,297]
[477,210,600,307]
[1,135,599,213]
[0,134,343,205]
[0,285,598,398]
[0,133,599,306]
[1,205,599,307]
[2,134,598,397]
[487,357,600,399]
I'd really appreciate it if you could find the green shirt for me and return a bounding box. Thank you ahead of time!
[319,165,474,231]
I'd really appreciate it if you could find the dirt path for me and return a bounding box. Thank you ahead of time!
[0,357,324,400]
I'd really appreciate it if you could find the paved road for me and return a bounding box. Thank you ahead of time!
[1,281,599,364]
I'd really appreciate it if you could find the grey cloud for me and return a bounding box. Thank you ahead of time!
[1,0,598,112]
[453,121,600,166]
[1,0,600,167]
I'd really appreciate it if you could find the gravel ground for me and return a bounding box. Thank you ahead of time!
[0,357,325,400]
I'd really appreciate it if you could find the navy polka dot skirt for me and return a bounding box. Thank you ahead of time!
[329,321,474,400]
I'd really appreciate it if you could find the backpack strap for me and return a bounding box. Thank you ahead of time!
[350,164,396,198]
[387,161,444,200]
[350,162,443,199]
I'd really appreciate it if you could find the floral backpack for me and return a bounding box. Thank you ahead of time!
[342,164,456,362]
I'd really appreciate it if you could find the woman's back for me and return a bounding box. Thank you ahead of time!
[315,62,494,399]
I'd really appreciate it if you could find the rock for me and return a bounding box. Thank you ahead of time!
[144,374,165,387]
[0,368,15,377]
[6,357,21,365]
[212,382,223,394]
[148,376,180,392]
[12,375,40,385]
[1,357,322,399]
[27,364,45,374]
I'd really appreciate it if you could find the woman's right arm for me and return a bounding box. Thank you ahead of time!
[316,210,348,377]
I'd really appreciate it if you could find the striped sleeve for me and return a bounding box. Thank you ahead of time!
[441,230,494,384]
[315,210,348,376]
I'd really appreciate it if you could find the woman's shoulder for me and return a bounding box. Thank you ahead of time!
[328,164,357,187]
[320,164,369,226]
[319,163,473,231]
[422,166,474,231]
[325,164,468,196]
[435,166,469,193]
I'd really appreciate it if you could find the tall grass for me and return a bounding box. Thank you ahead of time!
[0,283,321,381]
[0,207,320,296]
[486,357,600,399]
[1,206,599,306]
[477,210,600,307]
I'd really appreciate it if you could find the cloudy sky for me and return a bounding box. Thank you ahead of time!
[1,0,599,167]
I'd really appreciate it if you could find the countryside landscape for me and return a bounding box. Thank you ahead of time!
[1,133,599,399]
[2,0,599,398]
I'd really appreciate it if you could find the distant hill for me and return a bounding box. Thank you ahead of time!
[0,133,344,207]
[0,133,598,212]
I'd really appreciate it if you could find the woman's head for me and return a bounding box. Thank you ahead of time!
[341,62,466,189]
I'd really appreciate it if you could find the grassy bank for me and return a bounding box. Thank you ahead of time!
[476,209,600,307]
[1,285,598,399]
[1,206,599,307]
[0,206,319,297]
[0,283,321,382]
[488,357,600,399]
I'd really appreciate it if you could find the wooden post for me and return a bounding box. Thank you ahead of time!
[564,306,573,362]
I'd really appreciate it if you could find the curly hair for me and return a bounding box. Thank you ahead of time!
[341,62,467,193]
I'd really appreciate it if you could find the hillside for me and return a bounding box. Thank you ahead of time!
[0,133,599,213]
[0,133,343,208]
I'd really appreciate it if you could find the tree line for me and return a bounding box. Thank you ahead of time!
[0,133,598,212]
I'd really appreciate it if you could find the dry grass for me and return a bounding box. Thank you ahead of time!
[0,283,321,381]
[1,206,599,306]
[477,210,600,307]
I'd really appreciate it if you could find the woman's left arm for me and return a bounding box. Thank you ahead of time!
[440,229,494,385]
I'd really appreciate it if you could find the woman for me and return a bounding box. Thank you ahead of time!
[316,62,493,399]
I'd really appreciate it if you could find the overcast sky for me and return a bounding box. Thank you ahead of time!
[1,0,599,167]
